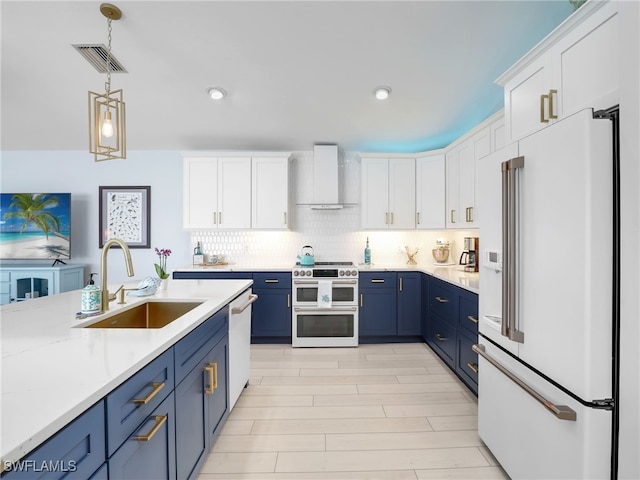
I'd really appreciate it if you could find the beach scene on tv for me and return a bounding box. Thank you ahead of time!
[0,193,71,260]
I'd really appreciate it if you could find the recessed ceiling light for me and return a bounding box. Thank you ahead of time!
[374,86,391,100]
[207,87,226,100]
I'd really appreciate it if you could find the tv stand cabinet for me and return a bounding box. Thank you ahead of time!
[0,264,85,305]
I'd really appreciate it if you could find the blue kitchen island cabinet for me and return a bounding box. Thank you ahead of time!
[1,401,106,479]
[174,309,229,480]
[396,272,422,337]
[359,272,397,340]
[251,272,291,342]
[108,392,177,480]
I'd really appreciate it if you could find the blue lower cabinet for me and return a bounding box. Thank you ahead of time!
[397,272,422,336]
[205,337,229,446]
[456,329,479,395]
[1,401,106,480]
[87,463,108,480]
[174,358,209,480]
[359,272,397,339]
[108,392,176,480]
[251,289,291,339]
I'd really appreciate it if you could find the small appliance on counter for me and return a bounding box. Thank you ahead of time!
[459,236,479,272]
[432,239,453,265]
[297,245,315,266]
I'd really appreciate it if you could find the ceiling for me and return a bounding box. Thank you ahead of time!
[1,1,574,154]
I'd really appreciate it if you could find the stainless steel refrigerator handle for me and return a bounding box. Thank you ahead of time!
[501,161,510,338]
[502,157,525,343]
[472,344,577,421]
[231,294,258,314]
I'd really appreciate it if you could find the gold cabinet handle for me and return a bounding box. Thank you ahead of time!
[435,333,447,341]
[264,279,279,283]
[416,212,420,225]
[548,89,558,119]
[385,212,389,225]
[135,415,167,442]
[205,362,218,395]
[213,212,217,224]
[133,382,165,405]
[371,279,385,283]
[218,211,222,224]
[287,293,291,308]
[466,362,479,374]
[390,212,394,224]
[435,296,448,303]
[540,94,549,123]
[284,212,287,225]
[450,209,455,223]
[360,293,363,307]
[399,277,403,292]
[468,315,478,324]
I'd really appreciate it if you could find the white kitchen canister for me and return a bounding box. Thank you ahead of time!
[81,284,102,313]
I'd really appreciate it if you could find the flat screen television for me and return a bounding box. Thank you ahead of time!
[0,193,71,261]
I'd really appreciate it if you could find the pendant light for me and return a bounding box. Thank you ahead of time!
[89,3,126,161]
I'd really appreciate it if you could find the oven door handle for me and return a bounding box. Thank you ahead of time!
[294,307,358,312]
[293,280,358,285]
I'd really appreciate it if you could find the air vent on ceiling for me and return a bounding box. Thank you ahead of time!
[72,44,127,73]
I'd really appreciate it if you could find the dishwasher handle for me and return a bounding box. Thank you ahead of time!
[231,294,258,314]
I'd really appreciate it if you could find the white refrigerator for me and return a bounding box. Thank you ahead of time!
[475,107,620,479]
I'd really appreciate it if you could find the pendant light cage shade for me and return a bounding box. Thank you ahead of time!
[89,88,126,161]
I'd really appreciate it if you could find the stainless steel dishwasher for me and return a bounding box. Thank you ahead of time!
[228,289,257,410]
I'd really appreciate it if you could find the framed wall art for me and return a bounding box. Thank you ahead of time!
[99,186,150,248]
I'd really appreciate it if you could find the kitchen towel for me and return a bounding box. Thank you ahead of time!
[317,280,332,308]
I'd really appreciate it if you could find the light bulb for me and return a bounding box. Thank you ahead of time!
[375,87,390,100]
[101,110,114,138]
[208,87,226,100]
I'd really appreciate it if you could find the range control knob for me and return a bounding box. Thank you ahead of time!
[339,270,345,276]
[352,269,358,276]
[345,270,352,276]
[306,270,312,277]
[293,270,299,276]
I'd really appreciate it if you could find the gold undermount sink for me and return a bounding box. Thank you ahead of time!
[84,301,203,329]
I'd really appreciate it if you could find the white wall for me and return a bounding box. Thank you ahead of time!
[0,150,191,285]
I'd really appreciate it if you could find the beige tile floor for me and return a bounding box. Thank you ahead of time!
[198,343,509,480]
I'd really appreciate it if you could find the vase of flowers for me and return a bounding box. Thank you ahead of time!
[154,247,171,289]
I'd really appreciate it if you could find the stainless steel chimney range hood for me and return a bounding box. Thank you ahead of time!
[305,144,344,210]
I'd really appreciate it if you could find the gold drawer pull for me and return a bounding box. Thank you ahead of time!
[467,362,479,374]
[435,333,447,341]
[467,315,478,324]
[205,362,218,395]
[135,415,167,442]
[264,279,279,283]
[450,209,455,223]
[133,382,165,405]
[360,293,363,308]
[435,296,448,303]
[371,279,385,283]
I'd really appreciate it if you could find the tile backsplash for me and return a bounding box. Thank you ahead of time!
[191,150,477,267]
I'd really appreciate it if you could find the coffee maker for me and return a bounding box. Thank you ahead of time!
[459,237,479,272]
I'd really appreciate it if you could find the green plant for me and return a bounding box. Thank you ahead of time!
[154,247,172,279]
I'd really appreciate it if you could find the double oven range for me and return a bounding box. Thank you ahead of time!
[291,262,359,347]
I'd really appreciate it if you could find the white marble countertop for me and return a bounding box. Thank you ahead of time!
[0,278,253,469]
[174,262,479,293]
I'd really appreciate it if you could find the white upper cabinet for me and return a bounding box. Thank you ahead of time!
[251,156,290,230]
[183,153,290,230]
[446,126,491,228]
[183,156,251,229]
[218,157,252,229]
[361,157,416,230]
[416,154,445,230]
[498,0,618,143]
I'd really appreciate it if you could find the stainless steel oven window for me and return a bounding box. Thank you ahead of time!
[296,313,355,338]
[295,286,355,303]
